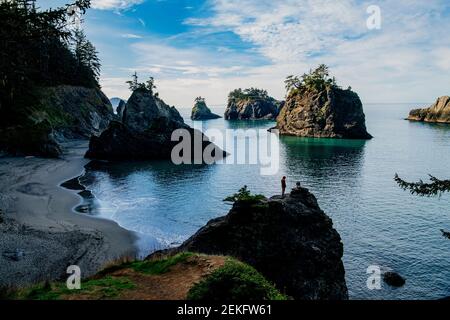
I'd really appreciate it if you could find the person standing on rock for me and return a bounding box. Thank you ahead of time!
[281,176,287,198]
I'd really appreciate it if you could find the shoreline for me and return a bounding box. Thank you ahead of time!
[0,140,137,288]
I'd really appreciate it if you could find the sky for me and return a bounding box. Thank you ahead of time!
[42,0,450,107]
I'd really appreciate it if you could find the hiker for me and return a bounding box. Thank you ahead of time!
[281,176,287,198]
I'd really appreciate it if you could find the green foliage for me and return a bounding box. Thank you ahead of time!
[285,64,339,96]
[10,276,135,300]
[223,186,266,203]
[195,96,205,103]
[0,0,98,127]
[187,259,288,300]
[228,88,270,102]
[126,72,157,95]
[394,174,450,197]
[127,252,193,275]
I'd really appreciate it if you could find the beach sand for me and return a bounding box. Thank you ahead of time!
[0,141,137,288]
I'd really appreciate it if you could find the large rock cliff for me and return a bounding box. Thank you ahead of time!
[191,98,221,120]
[164,187,348,300]
[85,89,226,161]
[407,96,450,124]
[275,87,372,139]
[224,89,283,120]
[0,85,114,157]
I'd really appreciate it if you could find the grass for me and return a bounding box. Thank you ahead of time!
[187,258,288,301]
[128,252,194,274]
[11,276,136,300]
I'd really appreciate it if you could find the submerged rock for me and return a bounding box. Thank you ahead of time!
[191,98,221,120]
[86,89,226,161]
[407,96,450,124]
[275,87,372,139]
[224,88,283,120]
[383,271,406,287]
[171,187,348,300]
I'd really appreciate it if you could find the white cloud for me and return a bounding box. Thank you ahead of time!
[121,33,143,39]
[91,0,144,10]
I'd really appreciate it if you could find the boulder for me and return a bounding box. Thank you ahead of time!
[275,87,372,139]
[170,187,348,300]
[224,89,283,120]
[383,271,406,287]
[116,99,126,121]
[86,89,226,161]
[407,96,450,124]
[191,99,221,120]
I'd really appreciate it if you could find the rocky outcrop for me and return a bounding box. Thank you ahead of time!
[116,100,126,121]
[0,85,113,157]
[407,96,450,124]
[86,89,226,161]
[191,99,221,120]
[173,187,348,300]
[224,89,283,120]
[36,85,114,140]
[274,87,372,139]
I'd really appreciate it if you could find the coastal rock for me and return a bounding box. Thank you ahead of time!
[0,85,113,157]
[407,96,450,124]
[383,271,406,287]
[275,87,372,139]
[224,88,283,120]
[191,98,221,120]
[36,85,114,140]
[175,187,348,300]
[86,89,225,161]
[116,99,126,121]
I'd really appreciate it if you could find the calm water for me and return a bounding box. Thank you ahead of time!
[77,104,450,300]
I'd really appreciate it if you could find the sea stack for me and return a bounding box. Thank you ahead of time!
[191,97,221,120]
[167,186,348,300]
[407,96,450,124]
[224,88,283,120]
[274,65,372,139]
[85,88,226,161]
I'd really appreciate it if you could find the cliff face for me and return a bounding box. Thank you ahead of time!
[177,187,348,300]
[191,100,221,120]
[0,85,113,157]
[224,97,283,120]
[275,87,372,139]
[407,96,450,124]
[86,89,226,161]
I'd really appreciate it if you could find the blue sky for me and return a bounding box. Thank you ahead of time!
[42,0,450,107]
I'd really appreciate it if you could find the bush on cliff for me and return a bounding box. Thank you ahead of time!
[187,259,288,300]
[223,186,266,204]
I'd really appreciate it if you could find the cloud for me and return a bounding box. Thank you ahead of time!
[121,33,143,39]
[91,0,144,10]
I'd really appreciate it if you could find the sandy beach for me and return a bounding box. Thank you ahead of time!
[0,141,137,288]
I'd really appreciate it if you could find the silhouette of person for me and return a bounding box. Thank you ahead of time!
[281,176,287,198]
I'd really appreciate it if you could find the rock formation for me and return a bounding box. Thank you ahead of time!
[170,187,348,300]
[0,85,114,157]
[275,86,372,139]
[407,96,450,124]
[85,89,226,161]
[224,88,283,120]
[116,99,126,121]
[191,98,221,120]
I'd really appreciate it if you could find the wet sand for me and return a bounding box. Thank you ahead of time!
[0,141,137,288]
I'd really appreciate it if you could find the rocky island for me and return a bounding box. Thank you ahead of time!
[224,88,284,120]
[85,79,226,161]
[191,97,221,120]
[274,65,372,139]
[407,96,450,124]
[152,186,348,300]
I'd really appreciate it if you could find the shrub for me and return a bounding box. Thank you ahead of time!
[223,186,266,203]
[187,259,287,300]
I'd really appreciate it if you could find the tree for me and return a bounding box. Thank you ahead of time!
[395,174,450,239]
[146,76,156,95]
[195,96,205,103]
[73,28,101,82]
[285,64,339,96]
[126,72,157,95]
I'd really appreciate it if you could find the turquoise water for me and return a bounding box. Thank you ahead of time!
[78,104,450,300]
